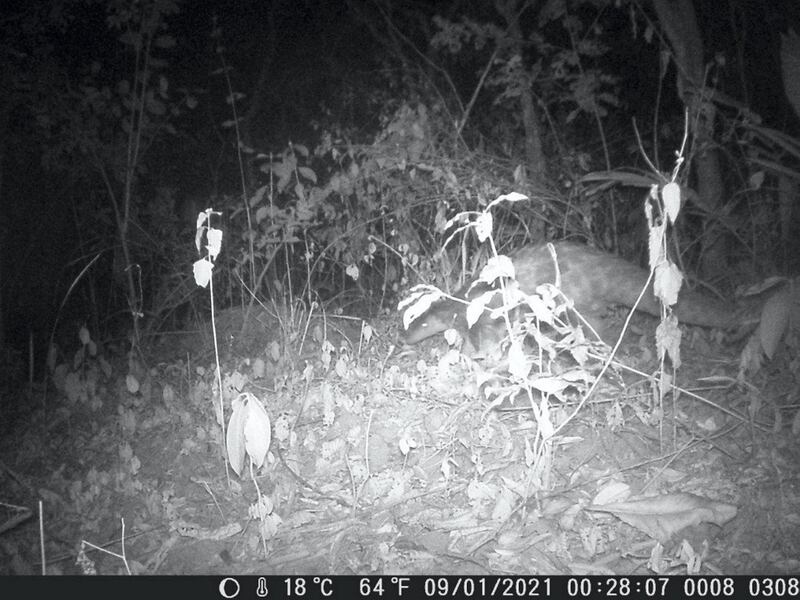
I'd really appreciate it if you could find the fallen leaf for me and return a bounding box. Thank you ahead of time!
[586,493,737,544]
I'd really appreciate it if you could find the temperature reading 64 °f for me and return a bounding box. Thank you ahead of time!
[283,577,334,598]
[360,577,412,596]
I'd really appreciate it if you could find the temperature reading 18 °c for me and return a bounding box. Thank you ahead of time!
[283,576,334,597]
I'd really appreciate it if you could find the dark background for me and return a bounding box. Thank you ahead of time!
[1,0,799,374]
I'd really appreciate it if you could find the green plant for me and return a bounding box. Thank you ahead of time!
[400,149,700,489]
[48,0,195,348]
[192,208,229,475]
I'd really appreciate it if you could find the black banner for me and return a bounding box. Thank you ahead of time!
[1,575,798,599]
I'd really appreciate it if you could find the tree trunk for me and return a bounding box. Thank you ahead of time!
[495,0,546,182]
